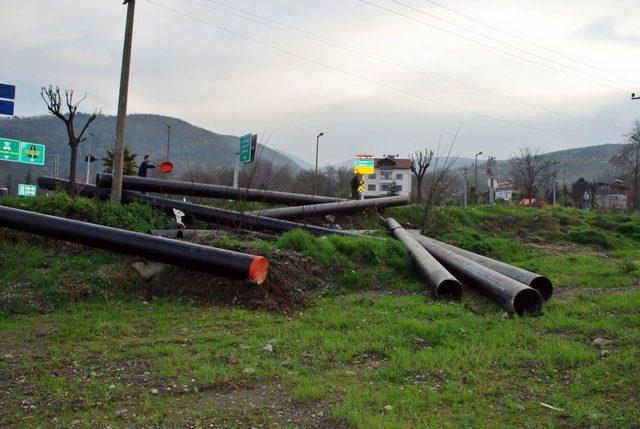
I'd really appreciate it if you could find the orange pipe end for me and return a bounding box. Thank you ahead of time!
[248,256,269,285]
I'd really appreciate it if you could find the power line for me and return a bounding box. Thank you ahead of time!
[419,0,640,88]
[355,0,628,92]
[181,0,619,131]
[385,0,634,90]
[144,0,619,142]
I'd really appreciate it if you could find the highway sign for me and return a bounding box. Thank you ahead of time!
[354,159,374,175]
[18,184,37,197]
[357,182,365,193]
[19,142,46,165]
[0,84,15,100]
[240,133,257,164]
[0,99,14,116]
[0,138,20,162]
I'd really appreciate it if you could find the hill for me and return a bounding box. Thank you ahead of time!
[0,114,303,184]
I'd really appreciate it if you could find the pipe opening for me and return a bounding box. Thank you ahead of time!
[436,279,462,300]
[529,276,554,301]
[248,256,269,285]
[513,288,543,316]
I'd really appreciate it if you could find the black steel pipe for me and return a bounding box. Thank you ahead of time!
[248,195,409,220]
[0,205,269,284]
[385,218,461,299]
[410,234,553,301]
[96,173,344,205]
[148,229,277,241]
[38,177,356,237]
[411,233,542,315]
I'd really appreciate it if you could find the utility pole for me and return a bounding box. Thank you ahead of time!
[463,166,468,206]
[474,151,483,199]
[551,160,558,205]
[111,0,136,203]
[313,132,324,195]
[562,163,567,205]
[86,133,94,184]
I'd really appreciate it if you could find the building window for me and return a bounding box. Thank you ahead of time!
[369,173,376,179]
[396,173,403,180]
[368,184,376,191]
[396,185,403,191]
[380,183,390,191]
[381,172,392,180]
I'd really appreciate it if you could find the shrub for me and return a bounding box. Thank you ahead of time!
[567,227,611,249]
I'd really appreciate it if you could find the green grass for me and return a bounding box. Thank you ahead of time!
[1,202,640,427]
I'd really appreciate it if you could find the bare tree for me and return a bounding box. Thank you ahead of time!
[421,126,461,225]
[510,147,552,201]
[610,121,640,212]
[410,149,434,202]
[40,86,99,187]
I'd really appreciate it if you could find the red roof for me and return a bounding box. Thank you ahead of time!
[374,157,413,169]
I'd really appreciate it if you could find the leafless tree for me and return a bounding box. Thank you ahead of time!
[510,147,552,201]
[610,120,640,211]
[410,149,434,202]
[421,126,461,225]
[40,86,99,187]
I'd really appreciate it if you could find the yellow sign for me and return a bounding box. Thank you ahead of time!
[358,183,365,193]
[354,159,374,175]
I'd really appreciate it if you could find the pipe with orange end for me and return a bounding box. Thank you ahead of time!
[0,205,268,284]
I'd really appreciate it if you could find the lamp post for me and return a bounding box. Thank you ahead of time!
[86,133,94,184]
[164,124,171,161]
[314,132,324,195]
[474,151,483,193]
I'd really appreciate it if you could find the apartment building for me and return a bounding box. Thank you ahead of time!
[362,155,413,198]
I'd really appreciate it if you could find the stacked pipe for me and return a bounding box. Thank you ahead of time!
[248,195,409,220]
[385,219,551,316]
[96,173,344,205]
[0,205,269,284]
[38,177,357,237]
[385,218,461,299]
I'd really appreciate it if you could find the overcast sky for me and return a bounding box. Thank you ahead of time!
[2,0,640,164]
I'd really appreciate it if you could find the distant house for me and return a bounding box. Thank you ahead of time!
[362,155,413,198]
[594,179,627,209]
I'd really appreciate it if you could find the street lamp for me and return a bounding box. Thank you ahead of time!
[474,151,483,192]
[164,123,172,161]
[314,132,324,195]
[86,133,95,184]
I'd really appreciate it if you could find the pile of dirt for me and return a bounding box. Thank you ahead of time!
[140,248,328,314]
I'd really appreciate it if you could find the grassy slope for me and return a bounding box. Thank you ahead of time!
[1,202,640,428]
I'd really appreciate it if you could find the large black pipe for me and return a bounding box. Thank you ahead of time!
[38,177,357,237]
[385,218,461,299]
[410,234,553,301]
[96,173,344,205]
[248,195,409,220]
[411,233,542,315]
[149,229,277,242]
[0,205,269,284]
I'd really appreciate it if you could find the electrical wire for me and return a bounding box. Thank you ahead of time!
[144,0,620,141]
[384,0,634,89]
[355,0,628,92]
[419,0,640,87]
[180,0,620,131]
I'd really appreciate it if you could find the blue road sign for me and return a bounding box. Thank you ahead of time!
[0,84,16,100]
[0,100,14,116]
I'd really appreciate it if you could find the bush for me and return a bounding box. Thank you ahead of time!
[617,222,640,239]
[567,227,611,249]
[1,192,168,232]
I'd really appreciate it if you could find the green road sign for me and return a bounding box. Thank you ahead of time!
[18,184,37,197]
[19,142,46,165]
[239,134,253,163]
[0,138,20,162]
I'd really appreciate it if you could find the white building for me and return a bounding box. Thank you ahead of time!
[362,156,413,198]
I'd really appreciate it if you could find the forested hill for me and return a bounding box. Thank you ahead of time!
[0,114,302,181]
